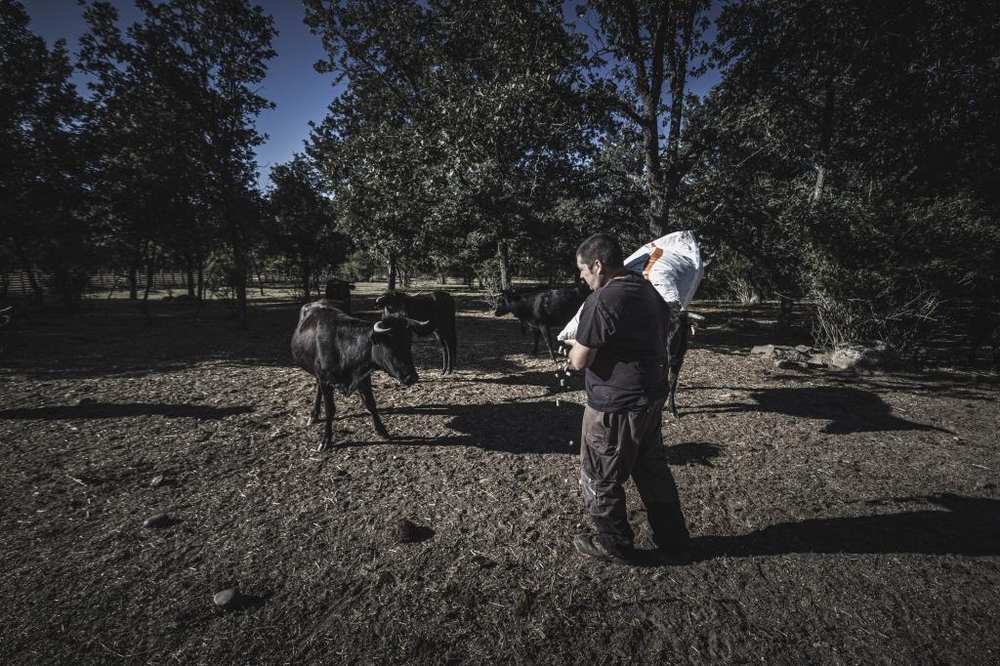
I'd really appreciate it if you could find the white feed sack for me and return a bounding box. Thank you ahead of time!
[558,230,704,342]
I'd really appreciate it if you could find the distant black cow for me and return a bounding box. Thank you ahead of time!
[324,277,355,314]
[494,283,588,361]
[968,306,998,372]
[291,300,432,451]
[664,305,704,419]
[375,290,458,374]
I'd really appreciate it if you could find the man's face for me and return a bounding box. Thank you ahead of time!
[577,256,603,291]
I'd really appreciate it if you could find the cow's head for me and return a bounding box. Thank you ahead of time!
[375,291,406,318]
[493,290,514,317]
[371,317,431,386]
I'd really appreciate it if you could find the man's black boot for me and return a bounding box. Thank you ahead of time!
[573,534,631,564]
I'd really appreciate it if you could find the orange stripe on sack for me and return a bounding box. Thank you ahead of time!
[643,244,662,280]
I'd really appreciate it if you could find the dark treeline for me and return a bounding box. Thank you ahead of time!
[2,0,997,350]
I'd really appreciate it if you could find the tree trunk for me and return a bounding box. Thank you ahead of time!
[186,265,196,298]
[232,242,248,327]
[301,258,312,300]
[128,265,139,301]
[497,239,511,291]
[387,252,398,291]
[141,262,155,321]
[811,75,836,206]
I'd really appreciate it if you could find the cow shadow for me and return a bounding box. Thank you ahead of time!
[0,402,254,421]
[371,402,724,461]
[684,385,949,435]
[378,400,584,454]
[687,493,1000,561]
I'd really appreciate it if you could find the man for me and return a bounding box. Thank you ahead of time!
[565,233,690,564]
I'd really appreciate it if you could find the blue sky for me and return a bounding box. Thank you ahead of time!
[22,1,721,187]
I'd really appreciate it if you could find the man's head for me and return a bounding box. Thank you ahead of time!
[575,233,623,291]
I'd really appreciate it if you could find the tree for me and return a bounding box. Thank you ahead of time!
[79,0,275,321]
[264,154,350,298]
[1,0,88,303]
[305,0,596,289]
[579,0,712,238]
[695,0,1000,342]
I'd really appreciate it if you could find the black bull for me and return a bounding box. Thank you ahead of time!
[291,301,432,450]
[376,290,458,374]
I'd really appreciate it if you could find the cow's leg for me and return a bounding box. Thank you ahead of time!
[541,325,557,361]
[447,329,457,373]
[434,331,448,374]
[357,377,391,440]
[531,326,541,355]
[666,364,681,419]
[318,383,336,451]
[307,380,322,426]
[665,315,689,420]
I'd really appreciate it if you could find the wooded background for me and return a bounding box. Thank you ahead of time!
[2,0,997,353]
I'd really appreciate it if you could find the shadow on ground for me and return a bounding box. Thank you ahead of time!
[685,385,950,434]
[690,493,1000,559]
[0,402,253,420]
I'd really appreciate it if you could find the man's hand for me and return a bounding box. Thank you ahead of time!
[558,340,574,372]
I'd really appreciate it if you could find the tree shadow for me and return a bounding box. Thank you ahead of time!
[688,493,1000,560]
[685,385,950,434]
[0,402,253,421]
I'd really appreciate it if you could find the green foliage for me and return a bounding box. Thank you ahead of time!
[78,0,276,317]
[692,0,1000,342]
[305,0,598,287]
[1,0,91,303]
[263,154,351,297]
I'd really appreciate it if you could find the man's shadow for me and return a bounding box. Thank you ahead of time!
[687,493,999,561]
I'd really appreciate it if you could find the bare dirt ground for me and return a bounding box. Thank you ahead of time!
[1,284,998,665]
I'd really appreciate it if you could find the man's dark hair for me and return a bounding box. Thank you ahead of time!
[576,233,623,269]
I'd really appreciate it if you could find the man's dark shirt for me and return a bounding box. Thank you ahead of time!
[575,271,670,412]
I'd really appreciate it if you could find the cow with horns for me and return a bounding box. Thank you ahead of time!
[291,300,432,450]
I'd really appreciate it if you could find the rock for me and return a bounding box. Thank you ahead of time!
[775,359,809,370]
[149,475,165,488]
[143,513,171,528]
[795,344,814,354]
[830,341,900,370]
[512,587,532,616]
[752,344,810,363]
[213,588,237,608]
[395,519,419,543]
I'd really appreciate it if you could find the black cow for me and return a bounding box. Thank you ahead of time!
[291,300,432,451]
[494,283,588,360]
[664,305,704,419]
[324,277,355,314]
[375,290,457,374]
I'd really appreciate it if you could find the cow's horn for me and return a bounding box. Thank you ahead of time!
[373,320,391,333]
